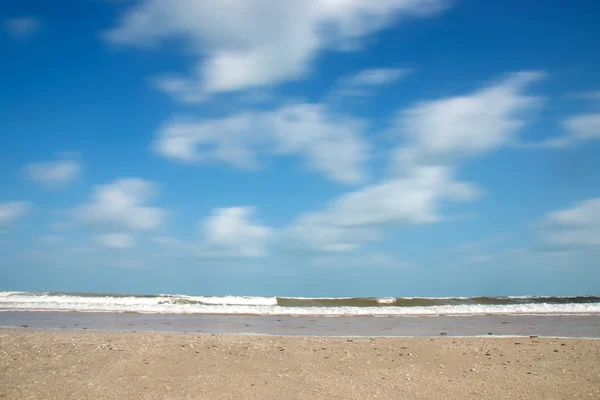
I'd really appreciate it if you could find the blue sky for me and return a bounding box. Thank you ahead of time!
[1,0,599,297]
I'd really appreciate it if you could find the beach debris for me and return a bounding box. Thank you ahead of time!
[440,332,447,335]
[529,335,538,339]
[20,324,28,328]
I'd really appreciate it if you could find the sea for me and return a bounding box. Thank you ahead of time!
[2,291,599,337]
[1,291,600,316]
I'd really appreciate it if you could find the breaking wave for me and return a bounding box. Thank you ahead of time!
[0,292,599,316]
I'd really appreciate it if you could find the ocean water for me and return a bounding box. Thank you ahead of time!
[1,291,599,316]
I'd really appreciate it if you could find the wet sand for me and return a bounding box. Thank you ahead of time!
[2,311,600,337]
[1,329,599,400]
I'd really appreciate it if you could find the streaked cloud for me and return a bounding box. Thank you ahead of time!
[104,0,451,100]
[283,71,544,253]
[0,201,31,228]
[543,113,600,148]
[74,178,166,247]
[198,207,272,258]
[329,67,412,101]
[539,198,600,249]
[94,233,136,249]
[153,103,369,184]
[285,166,480,252]
[24,156,82,189]
[389,71,545,173]
[4,17,41,40]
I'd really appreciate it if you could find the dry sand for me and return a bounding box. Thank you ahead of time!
[1,329,599,400]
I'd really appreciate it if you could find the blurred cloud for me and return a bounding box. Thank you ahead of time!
[24,155,82,189]
[539,198,600,249]
[103,0,451,100]
[0,202,31,229]
[198,207,272,258]
[94,233,136,249]
[285,166,480,253]
[542,113,600,148]
[74,178,166,248]
[4,17,41,40]
[389,71,545,173]
[153,103,369,184]
[328,67,412,103]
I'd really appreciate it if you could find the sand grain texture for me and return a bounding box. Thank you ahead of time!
[1,329,599,399]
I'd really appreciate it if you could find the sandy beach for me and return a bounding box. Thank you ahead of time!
[1,329,599,400]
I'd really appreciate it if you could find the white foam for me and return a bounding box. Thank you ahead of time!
[0,291,26,297]
[0,292,599,316]
[376,298,396,304]
[277,297,356,300]
[179,295,278,306]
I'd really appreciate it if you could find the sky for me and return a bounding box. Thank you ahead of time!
[1,0,599,297]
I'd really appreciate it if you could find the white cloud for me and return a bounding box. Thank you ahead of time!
[281,73,541,253]
[344,68,410,86]
[148,207,272,258]
[329,67,412,100]
[104,0,450,100]
[25,157,82,189]
[389,71,544,173]
[540,198,600,249]
[564,114,600,140]
[4,17,41,40]
[154,113,265,168]
[543,113,600,148]
[199,207,272,258]
[286,166,480,252]
[94,233,136,248]
[284,71,539,253]
[0,201,30,228]
[153,103,369,184]
[152,76,207,104]
[74,178,166,245]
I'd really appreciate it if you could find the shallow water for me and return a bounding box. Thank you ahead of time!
[2,311,599,338]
